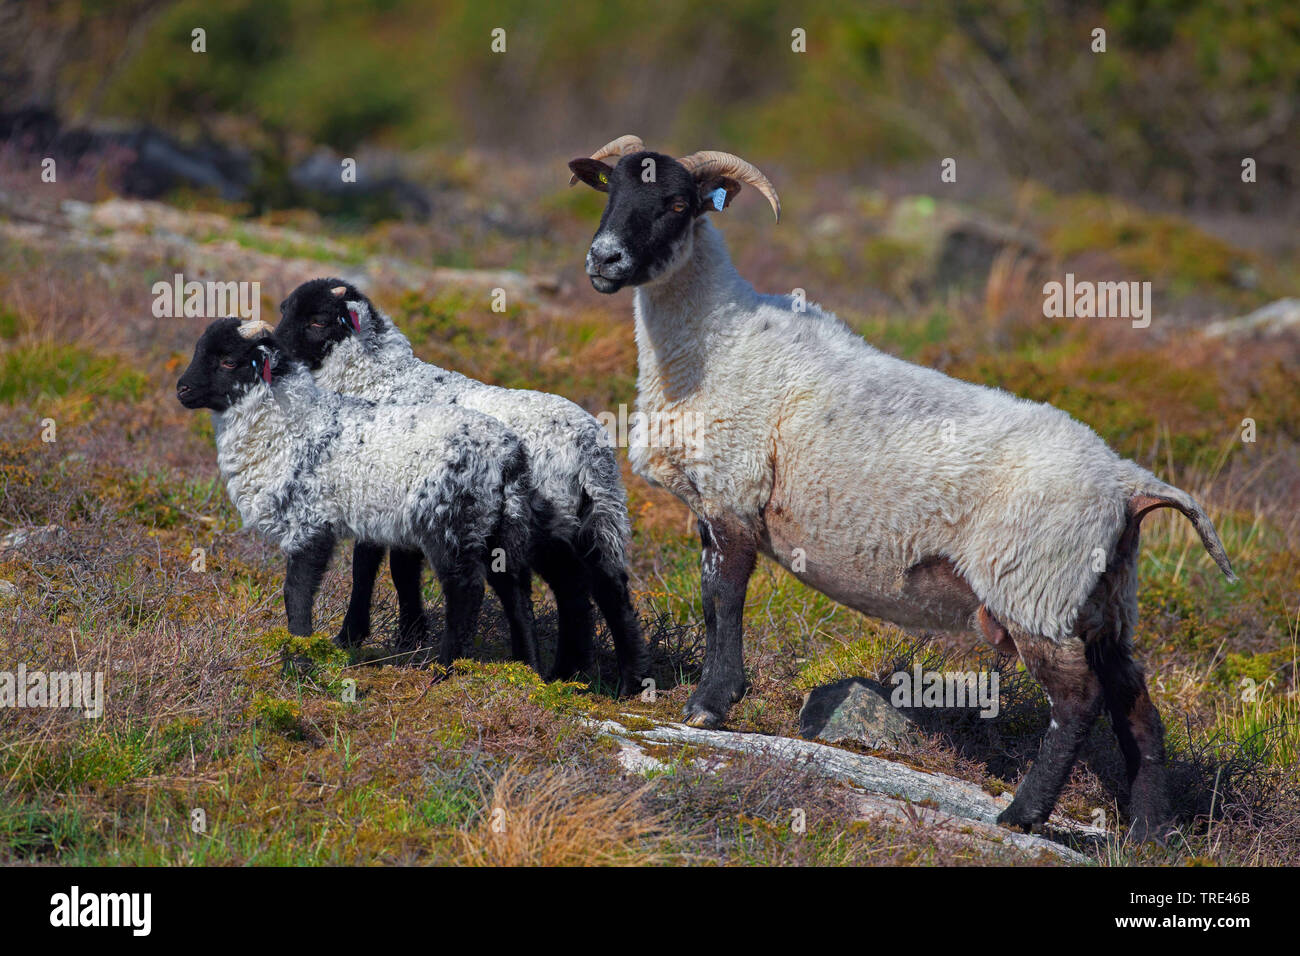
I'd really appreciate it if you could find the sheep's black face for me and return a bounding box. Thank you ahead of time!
[276,277,372,369]
[569,151,705,294]
[176,317,277,412]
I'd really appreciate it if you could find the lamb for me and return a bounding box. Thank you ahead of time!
[175,317,540,672]
[567,134,1236,840]
[275,278,648,694]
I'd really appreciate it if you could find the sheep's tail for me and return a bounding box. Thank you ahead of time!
[573,433,631,576]
[1127,470,1237,582]
[497,440,537,574]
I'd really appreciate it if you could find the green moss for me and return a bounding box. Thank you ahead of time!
[794,629,917,692]
[0,344,150,405]
[395,288,480,344]
[248,694,306,739]
[0,306,19,341]
[1218,651,1291,692]
[214,226,368,265]
[1043,195,1249,295]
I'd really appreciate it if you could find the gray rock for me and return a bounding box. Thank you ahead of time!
[885,196,1044,290]
[0,524,63,554]
[592,717,1102,864]
[799,677,919,750]
[1204,298,1300,339]
[0,579,18,600]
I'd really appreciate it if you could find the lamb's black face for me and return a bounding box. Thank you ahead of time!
[176,317,278,412]
[569,151,707,294]
[276,278,371,369]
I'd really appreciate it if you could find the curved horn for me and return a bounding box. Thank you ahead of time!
[678,150,781,222]
[568,133,645,185]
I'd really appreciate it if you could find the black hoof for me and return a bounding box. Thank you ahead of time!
[616,670,646,699]
[681,704,723,728]
[683,679,744,727]
[550,655,592,684]
[334,618,368,648]
[996,802,1041,832]
[392,624,430,654]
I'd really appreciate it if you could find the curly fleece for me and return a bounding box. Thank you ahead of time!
[213,353,533,575]
[309,293,630,575]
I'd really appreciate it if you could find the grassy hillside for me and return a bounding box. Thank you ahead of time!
[0,147,1296,863]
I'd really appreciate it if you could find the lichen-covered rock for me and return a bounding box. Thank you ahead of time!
[798,677,920,751]
[0,524,64,554]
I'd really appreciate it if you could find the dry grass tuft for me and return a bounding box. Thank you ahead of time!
[454,766,673,867]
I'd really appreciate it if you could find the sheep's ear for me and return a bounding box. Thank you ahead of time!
[695,175,742,214]
[567,158,613,192]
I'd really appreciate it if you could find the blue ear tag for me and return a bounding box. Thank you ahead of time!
[711,187,727,211]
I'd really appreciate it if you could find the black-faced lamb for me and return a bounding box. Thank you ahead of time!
[176,317,540,672]
[568,134,1236,840]
[275,278,647,694]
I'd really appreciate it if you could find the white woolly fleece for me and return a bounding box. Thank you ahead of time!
[629,217,1205,642]
[311,298,631,573]
[212,362,532,573]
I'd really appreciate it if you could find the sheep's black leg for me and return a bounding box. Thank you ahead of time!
[1085,524,1173,843]
[998,636,1102,830]
[683,516,755,727]
[434,563,484,668]
[284,533,337,636]
[336,541,385,647]
[487,565,540,673]
[389,547,428,648]
[535,542,596,680]
[588,562,648,698]
[1091,641,1172,842]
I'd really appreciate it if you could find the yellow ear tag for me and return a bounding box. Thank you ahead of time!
[598,172,608,184]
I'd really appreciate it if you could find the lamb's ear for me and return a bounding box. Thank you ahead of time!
[567,158,613,192]
[695,175,742,215]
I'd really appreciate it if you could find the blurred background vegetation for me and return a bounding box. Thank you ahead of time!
[4,0,1297,213]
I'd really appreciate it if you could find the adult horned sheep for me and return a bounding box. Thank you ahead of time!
[568,134,1235,840]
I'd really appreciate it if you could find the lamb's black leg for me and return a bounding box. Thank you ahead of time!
[284,533,337,636]
[389,547,428,649]
[487,565,540,673]
[534,542,595,680]
[683,515,755,727]
[588,562,648,698]
[997,635,1103,830]
[435,563,485,669]
[336,541,385,647]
